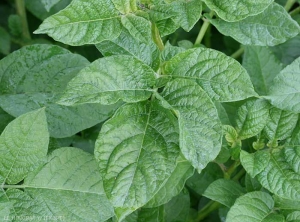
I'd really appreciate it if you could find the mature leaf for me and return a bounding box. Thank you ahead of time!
[202,0,273,22]
[8,15,22,37]
[0,27,10,55]
[133,206,165,222]
[161,79,222,172]
[164,48,257,102]
[290,120,300,145]
[265,57,300,113]
[287,211,300,221]
[245,174,262,192]
[0,189,12,221]
[240,150,270,178]
[34,0,122,45]
[121,14,151,43]
[0,109,48,184]
[95,102,179,217]
[274,196,300,211]
[161,41,185,62]
[96,28,160,70]
[112,0,137,14]
[0,108,13,134]
[256,149,300,200]
[235,99,270,139]
[242,46,283,95]
[156,18,179,37]
[226,191,274,222]
[262,214,285,222]
[210,3,300,46]
[264,107,298,141]
[284,147,300,173]
[145,156,194,207]
[41,0,60,11]
[58,55,156,106]
[203,179,245,207]
[0,44,117,138]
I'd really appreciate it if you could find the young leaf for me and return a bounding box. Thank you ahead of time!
[0,108,48,184]
[202,0,273,22]
[160,79,222,172]
[164,48,257,102]
[265,57,300,113]
[226,191,274,222]
[235,99,270,139]
[242,46,283,95]
[256,149,300,200]
[210,3,300,46]
[58,55,156,106]
[9,147,114,221]
[264,107,298,141]
[203,179,245,207]
[34,0,122,45]
[95,101,179,218]
[284,147,300,173]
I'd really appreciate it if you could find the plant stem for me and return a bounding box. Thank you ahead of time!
[195,201,220,221]
[231,47,244,59]
[151,23,164,51]
[1,184,25,189]
[284,0,296,11]
[232,168,246,181]
[289,6,300,16]
[224,160,240,179]
[194,11,214,45]
[15,0,31,40]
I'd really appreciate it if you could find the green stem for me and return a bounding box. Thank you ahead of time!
[231,47,244,59]
[232,168,246,181]
[15,0,31,40]
[151,23,164,51]
[284,0,296,11]
[195,201,220,221]
[289,6,300,16]
[195,11,214,45]
[224,160,240,179]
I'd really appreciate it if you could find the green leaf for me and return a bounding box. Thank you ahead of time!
[265,57,300,113]
[0,189,12,221]
[112,0,137,14]
[262,214,285,222]
[290,120,300,145]
[34,0,122,45]
[8,15,22,37]
[133,206,165,222]
[0,27,10,55]
[284,147,300,173]
[156,18,179,37]
[0,44,117,138]
[164,48,257,102]
[203,179,245,207]
[95,101,179,218]
[161,41,185,62]
[210,3,300,46]
[202,0,273,22]
[274,195,300,211]
[41,0,60,11]
[58,55,156,106]
[0,109,48,184]
[0,108,13,134]
[121,14,151,43]
[96,27,160,70]
[226,191,274,222]
[235,99,270,139]
[287,211,300,221]
[145,156,194,208]
[160,79,222,172]
[256,149,300,200]
[242,46,283,95]
[240,150,270,178]
[264,107,298,141]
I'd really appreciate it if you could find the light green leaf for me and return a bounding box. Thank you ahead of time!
[240,150,270,178]
[0,27,10,55]
[265,57,300,113]
[156,18,179,37]
[235,99,270,139]
[145,156,194,208]
[34,0,122,45]
[161,41,185,62]
[287,211,300,221]
[226,191,274,222]
[256,149,300,200]
[160,79,222,172]
[0,44,117,138]
[41,0,60,11]
[0,109,48,184]
[0,189,12,221]
[112,0,137,14]
[223,125,238,143]
[97,28,160,71]
[95,101,179,218]
[203,0,273,22]
[264,107,298,141]
[284,147,300,173]
[164,48,257,102]
[149,4,178,22]
[58,55,156,106]
[210,3,300,46]
[203,179,245,207]
[242,46,283,95]
[121,14,151,43]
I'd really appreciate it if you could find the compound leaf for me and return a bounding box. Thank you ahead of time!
[0,109,48,184]
[95,101,179,218]
[58,55,156,106]
[202,0,273,22]
[160,79,222,172]
[34,0,122,45]
[265,57,300,113]
[164,48,257,102]
[210,3,300,46]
